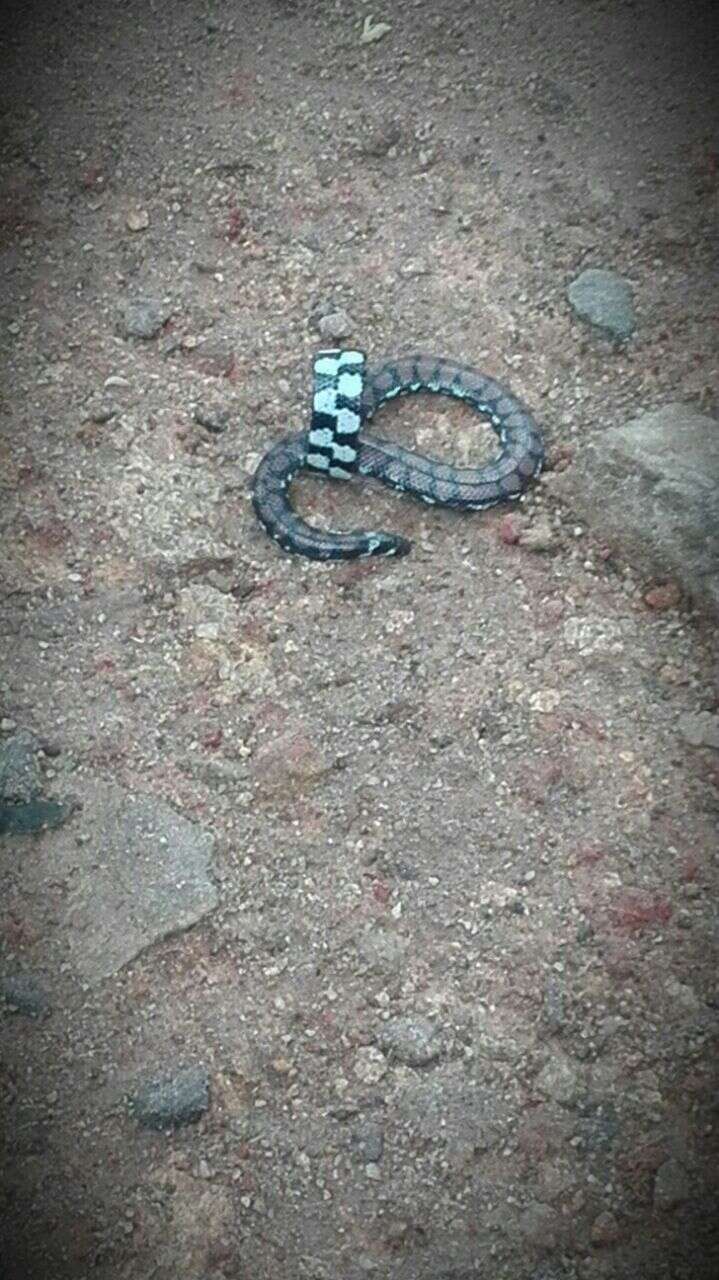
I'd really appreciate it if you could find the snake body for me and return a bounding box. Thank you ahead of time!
[252,353,545,561]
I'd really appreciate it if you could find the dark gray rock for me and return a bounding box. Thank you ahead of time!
[567,268,636,340]
[653,1157,691,1211]
[0,730,42,802]
[121,299,168,339]
[0,799,73,835]
[1,973,50,1018]
[131,1066,209,1129]
[553,403,719,618]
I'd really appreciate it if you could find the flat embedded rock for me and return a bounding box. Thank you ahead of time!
[553,403,719,617]
[567,268,636,340]
[20,783,217,982]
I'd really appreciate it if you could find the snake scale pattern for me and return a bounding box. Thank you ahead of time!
[252,352,545,561]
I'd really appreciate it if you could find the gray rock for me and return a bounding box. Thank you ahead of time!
[567,268,636,340]
[653,1157,691,1211]
[677,711,719,750]
[24,783,217,982]
[131,1066,209,1129]
[378,1016,441,1067]
[0,730,42,802]
[352,1122,384,1163]
[517,1200,560,1250]
[552,404,719,618]
[1,973,50,1018]
[317,309,354,341]
[535,1054,582,1106]
[121,299,168,339]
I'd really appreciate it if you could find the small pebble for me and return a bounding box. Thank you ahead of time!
[193,405,230,434]
[353,1046,387,1084]
[519,517,557,552]
[378,1016,441,1067]
[121,299,169,340]
[317,309,354,341]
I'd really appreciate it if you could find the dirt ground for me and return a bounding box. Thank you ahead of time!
[1,1,719,1278]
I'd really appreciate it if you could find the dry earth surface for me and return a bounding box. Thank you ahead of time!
[1,2,719,1279]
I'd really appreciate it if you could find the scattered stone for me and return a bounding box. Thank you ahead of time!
[0,718,17,733]
[591,1210,621,1246]
[353,1046,387,1084]
[104,374,131,389]
[0,730,42,802]
[378,1016,441,1067]
[644,581,681,611]
[535,1054,582,1106]
[528,688,562,713]
[85,401,117,425]
[358,119,401,158]
[677,711,719,750]
[551,404,719,619]
[1,974,50,1018]
[126,208,149,232]
[205,570,235,594]
[567,268,636,341]
[563,616,625,656]
[542,976,567,1035]
[399,259,429,278]
[193,405,230,434]
[519,516,557,552]
[355,927,409,974]
[317,309,354,341]
[177,583,239,639]
[130,1067,210,1129]
[517,1200,560,1251]
[653,1158,691,1211]
[192,337,236,377]
[120,298,169,340]
[360,14,391,44]
[251,729,330,799]
[352,1122,384,1163]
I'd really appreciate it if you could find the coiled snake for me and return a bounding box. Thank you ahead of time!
[252,351,544,561]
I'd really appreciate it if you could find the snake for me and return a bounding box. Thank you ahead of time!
[252,351,545,561]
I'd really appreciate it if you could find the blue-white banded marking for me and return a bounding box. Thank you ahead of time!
[251,352,545,562]
[306,348,365,479]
